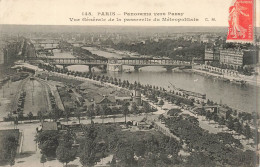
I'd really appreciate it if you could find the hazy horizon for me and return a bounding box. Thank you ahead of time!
[0,24,259,35]
[0,24,229,34]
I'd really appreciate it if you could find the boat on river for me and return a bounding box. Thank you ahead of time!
[169,82,206,99]
[178,88,206,99]
[231,79,247,86]
[217,77,230,82]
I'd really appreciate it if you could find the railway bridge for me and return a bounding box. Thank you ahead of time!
[27,57,193,72]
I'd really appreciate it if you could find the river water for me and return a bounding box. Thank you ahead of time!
[109,67,258,113]
[61,47,259,113]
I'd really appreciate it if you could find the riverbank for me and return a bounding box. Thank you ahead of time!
[185,67,259,87]
[37,68,257,152]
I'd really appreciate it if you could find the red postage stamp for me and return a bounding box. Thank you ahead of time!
[227,0,254,42]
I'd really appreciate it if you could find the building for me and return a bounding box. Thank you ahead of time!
[204,46,220,63]
[3,42,20,64]
[132,89,141,106]
[115,96,132,103]
[220,49,243,68]
[95,95,117,106]
[41,122,61,131]
[243,49,259,65]
[137,121,152,130]
[71,89,84,106]
[219,49,258,68]
[84,94,117,108]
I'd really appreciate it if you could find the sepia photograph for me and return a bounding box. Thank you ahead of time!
[0,0,259,166]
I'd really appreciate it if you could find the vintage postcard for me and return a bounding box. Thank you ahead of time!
[0,0,259,166]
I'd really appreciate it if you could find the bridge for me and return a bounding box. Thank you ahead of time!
[27,57,192,71]
[34,41,86,47]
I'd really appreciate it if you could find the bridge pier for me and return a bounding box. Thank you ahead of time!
[89,65,93,73]
[62,65,68,71]
[107,64,122,72]
[165,66,175,72]
[101,65,107,73]
[134,66,142,71]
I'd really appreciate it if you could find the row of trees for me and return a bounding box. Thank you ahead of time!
[38,62,255,136]
[196,108,253,142]
[207,61,254,76]
[35,130,76,167]
[36,119,258,167]
[162,114,256,167]
[142,86,195,106]
[36,123,184,167]
[40,61,256,120]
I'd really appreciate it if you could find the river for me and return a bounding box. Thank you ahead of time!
[59,47,259,113]
[108,67,258,113]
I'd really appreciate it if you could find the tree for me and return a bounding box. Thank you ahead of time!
[130,102,138,114]
[35,130,61,157]
[56,142,76,167]
[164,138,181,156]
[133,141,146,157]
[218,116,225,131]
[100,104,108,124]
[40,154,47,167]
[122,103,129,125]
[75,108,83,124]
[205,111,211,123]
[233,110,237,117]
[158,99,164,106]
[9,155,15,167]
[158,114,165,120]
[186,151,216,167]
[207,99,211,105]
[226,118,234,131]
[95,105,101,116]
[18,111,24,123]
[79,123,102,166]
[244,124,252,143]
[2,135,18,166]
[27,112,33,122]
[142,102,151,118]
[226,109,232,120]
[199,108,206,116]
[87,104,95,122]
[37,110,45,124]
[49,108,63,122]
[64,109,71,124]
[154,96,159,103]
[110,155,117,167]
[233,121,242,135]
[212,113,219,124]
[116,143,136,167]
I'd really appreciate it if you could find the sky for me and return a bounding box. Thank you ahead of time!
[0,0,259,27]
